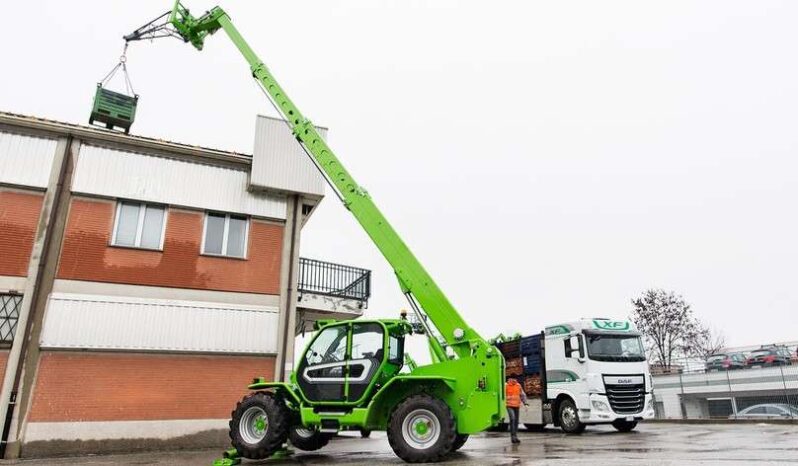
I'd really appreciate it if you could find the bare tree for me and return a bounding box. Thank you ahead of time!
[686,323,726,361]
[631,289,702,369]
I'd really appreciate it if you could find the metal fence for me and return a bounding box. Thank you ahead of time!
[651,352,798,420]
[0,294,21,344]
[297,257,371,302]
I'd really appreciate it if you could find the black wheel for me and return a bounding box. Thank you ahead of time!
[525,423,546,432]
[288,426,332,451]
[557,399,586,434]
[611,419,638,432]
[360,429,372,438]
[387,394,457,463]
[451,434,468,452]
[229,391,290,459]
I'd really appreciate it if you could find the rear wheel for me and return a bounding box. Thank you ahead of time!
[557,399,586,434]
[360,429,372,438]
[288,426,332,451]
[387,394,456,463]
[451,434,468,452]
[611,419,638,432]
[229,392,290,459]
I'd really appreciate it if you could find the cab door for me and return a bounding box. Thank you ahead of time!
[297,324,349,402]
[347,323,386,402]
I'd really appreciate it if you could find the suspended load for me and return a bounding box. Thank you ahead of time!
[90,45,138,134]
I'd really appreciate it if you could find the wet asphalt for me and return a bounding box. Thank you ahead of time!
[2,423,797,465]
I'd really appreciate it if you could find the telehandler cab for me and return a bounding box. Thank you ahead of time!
[122,2,505,463]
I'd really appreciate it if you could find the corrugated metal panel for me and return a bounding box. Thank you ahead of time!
[72,144,287,219]
[0,130,57,189]
[40,293,279,354]
[250,115,326,197]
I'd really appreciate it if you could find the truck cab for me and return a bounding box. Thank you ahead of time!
[504,318,656,433]
[544,318,655,432]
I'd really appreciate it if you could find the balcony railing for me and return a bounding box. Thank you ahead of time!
[298,258,371,302]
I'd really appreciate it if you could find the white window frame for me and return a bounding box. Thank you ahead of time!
[111,201,168,250]
[201,212,249,259]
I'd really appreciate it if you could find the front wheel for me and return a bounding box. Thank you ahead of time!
[387,394,456,463]
[612,419,638,432]
[229,392,290,459]
[288,426,332,451]
[557,399,586,434]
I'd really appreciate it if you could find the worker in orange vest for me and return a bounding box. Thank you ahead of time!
[505,376,528,444]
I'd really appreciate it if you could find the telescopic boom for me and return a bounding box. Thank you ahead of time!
[126,2,482,360]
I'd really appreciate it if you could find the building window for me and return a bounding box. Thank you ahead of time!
[0,294,21,344]
[202,212,248,258]
[112,201,167,250]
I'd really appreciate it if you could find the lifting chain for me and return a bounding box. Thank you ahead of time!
[98,42,136,96]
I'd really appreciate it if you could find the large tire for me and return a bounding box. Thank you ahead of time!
[451,434,468,452]
[557,399,586,434]
[229,392,290,459]
[387,394,457,463]
[611,419,638,432]
[288,426,332,451]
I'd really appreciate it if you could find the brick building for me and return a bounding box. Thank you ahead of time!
[0,112,369,457]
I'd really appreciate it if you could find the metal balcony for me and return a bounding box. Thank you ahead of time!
[296,258,370,330]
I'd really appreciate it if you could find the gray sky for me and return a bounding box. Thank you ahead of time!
[2,1,796,349]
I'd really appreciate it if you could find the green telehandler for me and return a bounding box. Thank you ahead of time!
[122,2,505,463]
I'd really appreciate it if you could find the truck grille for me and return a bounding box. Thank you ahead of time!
[604,383,645,414]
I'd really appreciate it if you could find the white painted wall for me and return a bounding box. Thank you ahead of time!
[40,293,279,354]
[72,144,287,219]
[0,131,57,189]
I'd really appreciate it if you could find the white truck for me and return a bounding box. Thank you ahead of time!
[496,318,656,433]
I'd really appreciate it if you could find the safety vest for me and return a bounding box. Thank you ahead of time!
[505,380,522,408]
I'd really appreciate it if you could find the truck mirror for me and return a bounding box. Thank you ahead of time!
[569,335,586,362]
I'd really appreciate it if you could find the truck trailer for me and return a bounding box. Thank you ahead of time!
[496,318,656,433]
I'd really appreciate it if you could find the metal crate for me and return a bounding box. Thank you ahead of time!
[89,85,138,134]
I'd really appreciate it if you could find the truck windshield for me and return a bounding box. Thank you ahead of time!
[585,333,646,362]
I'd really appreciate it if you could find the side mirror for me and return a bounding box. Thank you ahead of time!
[569,335,586,362]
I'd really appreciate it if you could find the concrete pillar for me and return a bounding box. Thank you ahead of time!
[0,137,74,458]
[275,194,302,381]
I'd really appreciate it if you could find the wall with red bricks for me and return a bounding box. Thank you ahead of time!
[57,198,283,294]
[0,190,44,277]
[29,352,274,422]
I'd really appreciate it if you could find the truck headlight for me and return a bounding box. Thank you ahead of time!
[591,400,610,412]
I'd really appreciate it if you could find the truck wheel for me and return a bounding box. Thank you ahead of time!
[288,426,332,451]
[387,394,456,463]
[557,399,586,434]
[360,429,372,438]
[229,392,290,459]
[611,419,638,432]
[451,434,468,452]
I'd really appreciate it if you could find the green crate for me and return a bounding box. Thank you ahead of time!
[89,84,138,134]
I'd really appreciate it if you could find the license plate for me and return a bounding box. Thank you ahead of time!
[626,416,634,422]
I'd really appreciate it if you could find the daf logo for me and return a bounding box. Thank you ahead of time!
[618,378,633,384]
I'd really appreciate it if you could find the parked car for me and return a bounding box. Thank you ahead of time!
[746,347,792,367]
[705,352,747,372]
[731,403,798,420]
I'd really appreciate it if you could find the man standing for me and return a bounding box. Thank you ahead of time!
[505,376,527,444]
